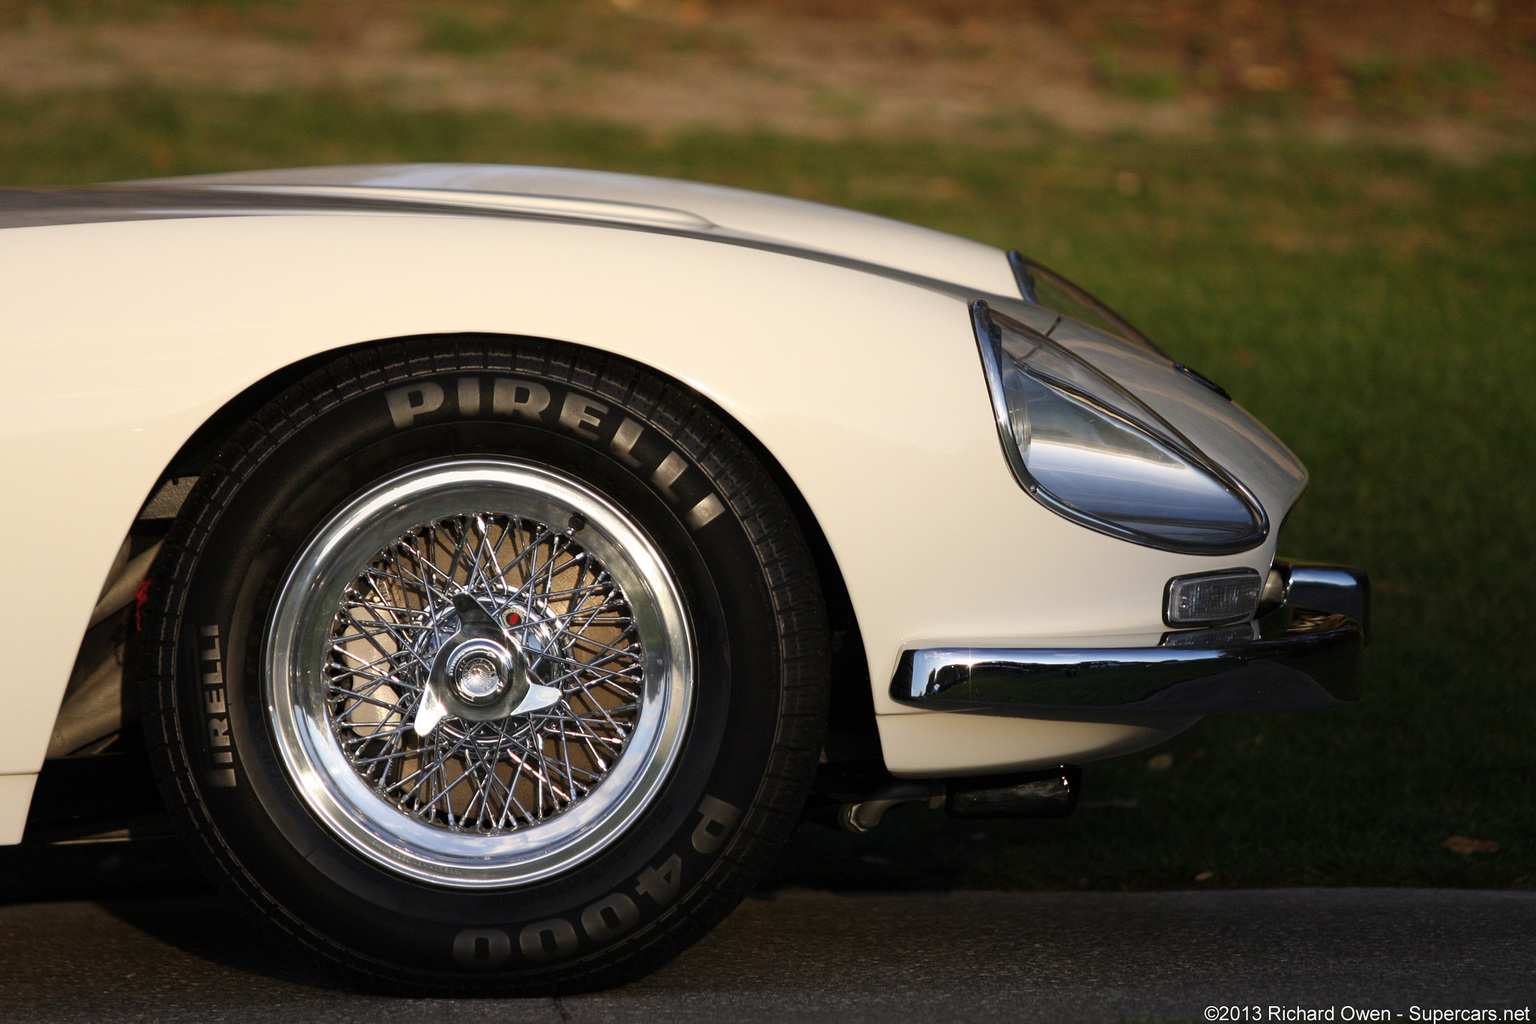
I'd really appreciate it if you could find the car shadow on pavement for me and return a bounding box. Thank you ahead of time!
[0,838,368,995]
[102,894,366,990]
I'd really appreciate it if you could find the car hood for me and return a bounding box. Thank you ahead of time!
[136,163,1020,296]
[132,164,1306,535]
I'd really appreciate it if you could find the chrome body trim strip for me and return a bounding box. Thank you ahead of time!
[1006,248,1169,359]
[0,186,986,302]
[207,183,716,230]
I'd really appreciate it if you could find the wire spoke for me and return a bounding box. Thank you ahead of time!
[321,508,646,835]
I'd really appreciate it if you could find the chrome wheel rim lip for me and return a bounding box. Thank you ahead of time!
[266,458,693,889]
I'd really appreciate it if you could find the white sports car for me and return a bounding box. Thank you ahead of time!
[0,164,1366,992]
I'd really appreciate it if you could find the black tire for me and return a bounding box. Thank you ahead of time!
[137,336,829,994]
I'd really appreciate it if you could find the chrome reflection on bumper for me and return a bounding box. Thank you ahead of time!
[891,562,1367,718]
[1261,558,1370,638]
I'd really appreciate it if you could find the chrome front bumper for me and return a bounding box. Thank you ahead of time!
[890,560,1367,718]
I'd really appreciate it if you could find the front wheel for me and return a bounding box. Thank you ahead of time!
[139,337,829,993]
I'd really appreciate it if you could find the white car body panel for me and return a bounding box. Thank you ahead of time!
[0,167,1304,839]
[145,163,1022,297]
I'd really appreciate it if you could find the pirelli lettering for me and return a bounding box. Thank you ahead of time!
[385,376,725,532]
[197,624,237,789]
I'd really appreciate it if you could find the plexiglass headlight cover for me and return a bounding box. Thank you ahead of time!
[972,300,1267,554]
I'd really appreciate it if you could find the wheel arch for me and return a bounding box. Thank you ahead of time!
[81,331,873,765]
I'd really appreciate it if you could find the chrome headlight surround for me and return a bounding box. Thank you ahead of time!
[971,300,1267,555]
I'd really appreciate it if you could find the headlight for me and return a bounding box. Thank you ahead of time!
[972,300,1267,554]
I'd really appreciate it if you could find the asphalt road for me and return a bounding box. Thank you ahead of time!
[0,888,1531,1022]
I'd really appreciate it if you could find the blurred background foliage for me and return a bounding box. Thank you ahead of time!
[0,0,1531,897]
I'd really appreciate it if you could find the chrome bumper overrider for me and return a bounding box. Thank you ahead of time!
[890,561,1367,718]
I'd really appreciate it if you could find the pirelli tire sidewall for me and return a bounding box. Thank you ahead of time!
[147,339,824,991]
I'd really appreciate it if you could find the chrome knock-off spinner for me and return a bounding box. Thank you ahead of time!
[415,593,562,733]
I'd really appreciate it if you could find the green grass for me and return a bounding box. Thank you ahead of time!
[1095,49,1184,102]
[2,87,1532,891]
[418,3,577,58]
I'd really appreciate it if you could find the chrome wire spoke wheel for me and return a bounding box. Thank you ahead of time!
[147,345,828,990]
[329,512,640,830]
[266,458,692,889]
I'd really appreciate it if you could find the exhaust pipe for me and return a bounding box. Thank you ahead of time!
[835,766,1080,833]
[945,766,1080,820]
[837,780,945,833]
